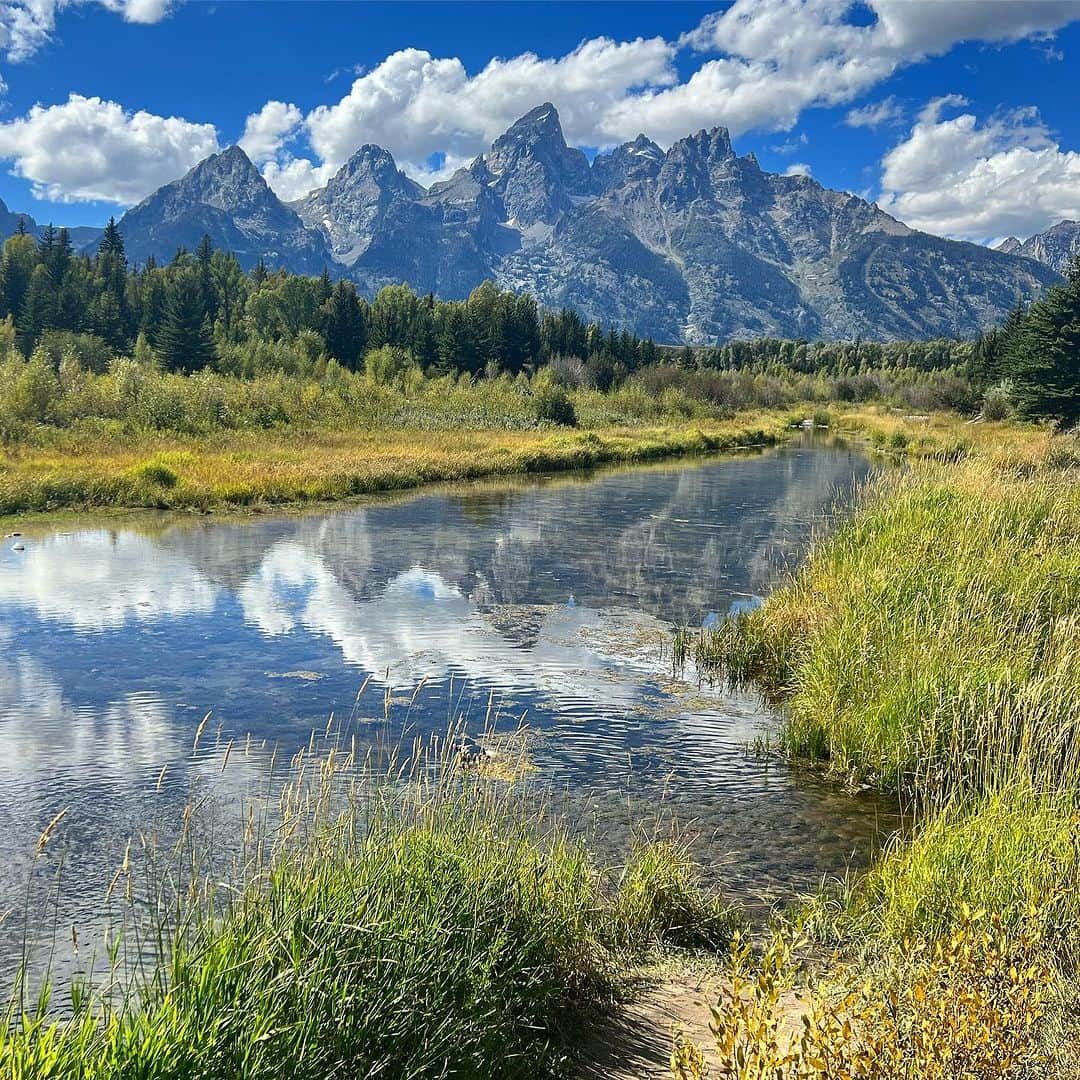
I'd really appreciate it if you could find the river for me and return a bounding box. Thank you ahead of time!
[0,440,896,990]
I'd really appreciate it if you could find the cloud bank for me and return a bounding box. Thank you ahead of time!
[0,0,1076,229]
[878,97,1080,242]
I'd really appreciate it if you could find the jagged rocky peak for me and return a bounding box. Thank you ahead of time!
[294,143,427,265]
[481,102,593,227]
[178,145,273,208]
[116,143,329,273]
[995,236,1023,255]
[322,144,422,199]
[592,133,665,192]
[1003,219,1080,274]
[668,125,737,166]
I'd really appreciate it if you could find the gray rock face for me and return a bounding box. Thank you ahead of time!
[116,146,329,272]
[293,145,426,266]
[996,220,1080,275]
[592,134,664,193]
[109,107,1061,342]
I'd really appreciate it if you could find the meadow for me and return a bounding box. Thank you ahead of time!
[0,350,972,518]
[681,415,1080,1076]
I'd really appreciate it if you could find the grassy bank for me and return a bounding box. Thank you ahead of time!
[0,344,982,519]
[675,421,1080,1076]
[1,739,738,1079]
[0,416,782,518]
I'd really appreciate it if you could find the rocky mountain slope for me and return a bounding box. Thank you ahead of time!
[996,220,1080,275]
[115,146,329,273]
[99,105,1058,342]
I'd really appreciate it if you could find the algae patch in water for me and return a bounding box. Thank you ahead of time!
[265,670,325,682]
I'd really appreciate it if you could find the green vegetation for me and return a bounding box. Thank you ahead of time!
[683,420,1080,1075]
[973,257,1080,426]
[2,742,739,1079]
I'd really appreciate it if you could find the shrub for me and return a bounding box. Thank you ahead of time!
[675,904,1055,1079]
[130,457,179,488]
[364,344,415,387]
[36,330,113,375]
[981,380,1016,421]
[533,371,577,426]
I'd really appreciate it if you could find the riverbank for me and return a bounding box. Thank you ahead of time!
[0,401,1031,523]
[0,416,783,519]
[681,420,1080,1074]
[0,737,740,1079]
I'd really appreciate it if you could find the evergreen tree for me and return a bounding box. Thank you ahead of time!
[436,304,480,374]
[158,269,216,372]
[195,234,218,325]
[98,217,125,258]
[19,263,57,352]
[53,227,73,281]
[323,280,366,368]
[139,269,168,346]
[1003,261,1080,426]
[2,232,38,327]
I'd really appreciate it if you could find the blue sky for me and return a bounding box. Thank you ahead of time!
[0,0,1078,244]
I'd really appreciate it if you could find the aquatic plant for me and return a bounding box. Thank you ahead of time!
[0,722,736,1079]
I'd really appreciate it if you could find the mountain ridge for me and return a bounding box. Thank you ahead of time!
[995,220,1080,275]
[60,103,1062,343]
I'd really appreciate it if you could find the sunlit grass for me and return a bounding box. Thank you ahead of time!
[0,722,739,1079]
[0,417,787,517]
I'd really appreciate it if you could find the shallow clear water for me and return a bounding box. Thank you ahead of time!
[0,441,896,984]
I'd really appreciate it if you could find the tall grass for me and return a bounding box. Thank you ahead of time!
[694,428,1080,955]
[697,451,1080,799]
[672,426,1080,1077]
[0,726,739,1079]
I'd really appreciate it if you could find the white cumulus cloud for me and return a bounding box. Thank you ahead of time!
[784,162,812,177]
[251,0,1080,201]
[238,99,302,165]
[0,0,174,61]
[0,93,218,204]
[612,0,1080,146]
[877,97,1080,241]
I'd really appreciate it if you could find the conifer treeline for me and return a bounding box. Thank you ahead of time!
[0,222,661,376]
[972,259,1080,426]
[8,219,1072,425]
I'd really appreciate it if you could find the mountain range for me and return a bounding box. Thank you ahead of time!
[0,199,102,251]
[995,220,1080,276]
[5,103,1066,344]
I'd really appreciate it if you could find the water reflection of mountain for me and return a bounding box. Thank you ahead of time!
[0,447,894,981]
[154,445,869,626]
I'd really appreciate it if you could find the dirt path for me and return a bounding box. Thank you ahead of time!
[573,969,724,1079]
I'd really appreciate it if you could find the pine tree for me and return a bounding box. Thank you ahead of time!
[98,217,125,258]
[1004,263,1080,426]
[323,280,365,368]
[195,234,218,325]
[2,232,38,329]
[19,263,57,352]
[158,269,216,372]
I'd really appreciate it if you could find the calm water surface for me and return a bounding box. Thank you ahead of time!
[0,442,896,984]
